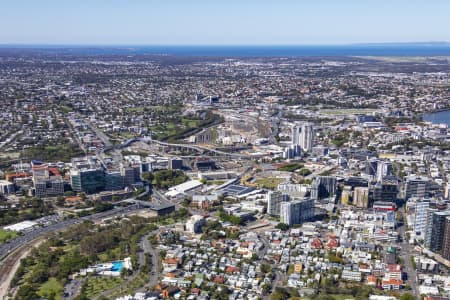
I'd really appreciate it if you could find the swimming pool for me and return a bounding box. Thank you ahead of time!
[111,261,124,272]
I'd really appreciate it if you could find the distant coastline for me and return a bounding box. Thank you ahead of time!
[427,107,450,113]
[1,43,450,57]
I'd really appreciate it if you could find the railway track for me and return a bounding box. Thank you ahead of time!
[0,239,44,300]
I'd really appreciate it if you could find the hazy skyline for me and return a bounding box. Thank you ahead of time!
[1,0,450,45]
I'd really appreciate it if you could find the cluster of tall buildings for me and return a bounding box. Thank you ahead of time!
[70,157,141,194]
[408,197,450,260]
[284,123,313,159]
[267,190,314,226]
[337,158,402,209]
[1,155,184,198]
[341,178,399,209]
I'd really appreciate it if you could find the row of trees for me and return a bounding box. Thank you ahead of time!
[278,163,304,172]
[0,198,53,226]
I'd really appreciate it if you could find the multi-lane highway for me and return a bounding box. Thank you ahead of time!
[103,136,262,160]
[149,139,260,159]
[1,184,152,261]
[0,204,142,261]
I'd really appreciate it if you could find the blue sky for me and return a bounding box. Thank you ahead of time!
[1,0,449,45]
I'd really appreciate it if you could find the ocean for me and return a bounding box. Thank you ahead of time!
[128,44,450,57]
[423,109,450,126]
[2,44,450,57]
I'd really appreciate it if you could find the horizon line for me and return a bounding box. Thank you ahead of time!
[0,41,450,48]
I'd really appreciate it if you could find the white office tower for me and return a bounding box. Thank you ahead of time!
[280,198,314,226]
[267,191,290,216]
[292,125,301,145]
[292,123,313,152]
[300,123,314,151]
[413,199,431,237]
[376,161,392,182]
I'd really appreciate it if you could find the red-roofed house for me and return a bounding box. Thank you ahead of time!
[6,172,31,182]
[382,278,403,290]
[326,238,339,249]
[65,196,83,206]
[162,258,179,269]
[214,275,225,284]
[311,238,323,249]
[385,264,402,280]
[225,266,240,274]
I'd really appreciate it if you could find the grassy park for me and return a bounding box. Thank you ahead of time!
[38,277,64,300]
[255,177,285,190]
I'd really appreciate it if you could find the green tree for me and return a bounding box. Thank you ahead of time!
[260,263,271,274]
[47,290,57,300]
[275,223,289,231]
[56,196,65,206]
[30,264,49,283]
[14,284,39,300]
[400,293,415,300]
[262,283,271,294]
[141,172,154,182]
[298,168,312,176]
[151,169,188,189]
[270,287,289,300]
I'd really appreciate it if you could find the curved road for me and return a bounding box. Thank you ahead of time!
[140,231,161,290]
[0,204,144,261]
[1,185,150,261]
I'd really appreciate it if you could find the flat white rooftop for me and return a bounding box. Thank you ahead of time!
[169,180,203,193]
[4,220,38,232]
